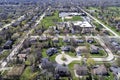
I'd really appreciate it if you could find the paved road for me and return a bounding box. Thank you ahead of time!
[92,36,114,61]
[0,15,25,31]
[1,12,46,68]
[80,8,119,37]
[0,67,12,72]
[31,34,115,64]
[55,51,82,65]
[54,35,115,64]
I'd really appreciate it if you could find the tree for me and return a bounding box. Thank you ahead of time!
[83,53,90,59]
[95,27,100,32]
[86,58,95,67]
[116,58,120,67]
[70,38,78,47]
[0,37,4,45]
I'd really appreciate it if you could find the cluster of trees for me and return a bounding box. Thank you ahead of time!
[90,7,120,33]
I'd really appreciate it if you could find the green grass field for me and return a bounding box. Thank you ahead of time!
[40,11,62,28]
[20,67,38,80]
[64,16,83,21]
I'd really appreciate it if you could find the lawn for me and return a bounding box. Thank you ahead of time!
[65,52,76,57]
[68,61,83,80]
[0,50,10,60]
[42,49,59,62]
[90,50,107,58]
[86,7,120,36]
[40,11,62,28]
[20,66,39,80]
[64,16,83,21]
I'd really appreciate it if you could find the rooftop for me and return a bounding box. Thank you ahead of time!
[73,21,93,28]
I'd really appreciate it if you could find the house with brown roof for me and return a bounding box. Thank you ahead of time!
[17,54,27,62]
[92,65,108,76]
[75,46,88,56]
[74,64,88,77]
[6,65,25,79]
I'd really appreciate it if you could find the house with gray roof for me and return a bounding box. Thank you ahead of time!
[90,45,99,54]
[55,64,70,77]
[110,66,120,80]
[46,48,58,56]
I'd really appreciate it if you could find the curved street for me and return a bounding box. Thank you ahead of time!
[55,35,115,65]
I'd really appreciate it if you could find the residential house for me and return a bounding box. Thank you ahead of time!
[93,65,108,76]
[29,38,37,45]
[76,39,84,43]
[74,64,88,77]
[52,37,59,43]
[17,54,27,62]
[39,36,48,41]
[63,37,70,43]
[90,45,99,54]
[110,66,120,80]
[12,21,20,27]
[61,46,71,52]
[21,48,31,54]
[3,40,13,49]
[87,38,94,44]
[55,64,70,77]
[6,65,25,79]
[40,58,53,69]
[75,46,88,56]
[46,48,58,56]
[116,23,120,31]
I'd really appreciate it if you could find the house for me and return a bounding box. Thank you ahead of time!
[6,65,25,79]
[12,21,20,27]
[21,48,31,54]
[87,38,94,44]
[63,37,70,43]
[81,13,87,16]
[52,37,59,43]
[116,23,120,31]
[56,22,66,29]
[102,30,110,35]
[17,54,27,62]
[3,40,13,49]
[110,66,120,80]
[54,30,60,34]
[74,64,88,77]
[11,33,20,40]
[76,39,84,43]
[29,38,37,45]
[61,46,71,52]
[90,45,99,54]
[39,36,48,41]
[46,48,58,56]
[55,64,70,77]
[40,58,53,70]
[93,65,108,76]
[75,46,88,56]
